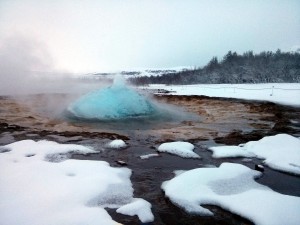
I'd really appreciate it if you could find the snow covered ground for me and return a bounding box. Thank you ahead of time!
[162,163,300,225]
[0,140,153,225]
[145,83,300,106]
[208,134,300,175]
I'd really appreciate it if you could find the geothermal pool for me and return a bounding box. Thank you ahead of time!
[66,76,199,130]
[68,76,158,120]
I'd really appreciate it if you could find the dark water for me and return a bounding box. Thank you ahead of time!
[1,126,300,225]
[69,137,300,225]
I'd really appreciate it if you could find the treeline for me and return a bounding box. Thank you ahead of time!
[129,50,300,85]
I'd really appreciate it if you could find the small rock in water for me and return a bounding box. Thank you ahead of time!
[255,164,264,172]
[116,160,127,166]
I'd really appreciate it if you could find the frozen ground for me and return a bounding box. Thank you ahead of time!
[0,140,153,225]
[162,163,300,225]
[209,134,300,175]
[145,83,300,106]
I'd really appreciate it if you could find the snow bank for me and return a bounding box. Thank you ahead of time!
[209,134,300,175]
[107,139,127,149]
[0,140,153,225]
[157,141,200,158]
[162,163,300,225]
[145,83,300,106]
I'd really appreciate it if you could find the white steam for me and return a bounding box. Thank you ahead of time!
[0,35,110,120]
[0,35,53,94]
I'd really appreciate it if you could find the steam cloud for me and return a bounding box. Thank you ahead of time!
[0,35,109,95]
[0,35,109,119]
[0,35,53,95]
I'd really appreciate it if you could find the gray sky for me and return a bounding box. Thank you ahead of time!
[0,0,299,73]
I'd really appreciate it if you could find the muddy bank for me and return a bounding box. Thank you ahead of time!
[1,94,299,144]
[153,95,300,144]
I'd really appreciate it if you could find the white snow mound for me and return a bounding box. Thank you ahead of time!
[0,140,152,225]
[157,141,200,158]
[117,198,154,223]
[209,134,300,175]
[108,139,127,148]
[162,162,300,225]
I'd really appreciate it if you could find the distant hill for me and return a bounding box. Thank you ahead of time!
[129,50,300,85]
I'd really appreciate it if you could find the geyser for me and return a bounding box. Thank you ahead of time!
[68,75,157,120]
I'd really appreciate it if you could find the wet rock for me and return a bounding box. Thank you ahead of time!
[255,164,265,172]
[116,160,127,166]
[214,130,263,145]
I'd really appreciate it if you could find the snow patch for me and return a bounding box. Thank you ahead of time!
[162,163,300,225]
[157,141,200,158]
[107,139,127,149]
[209,145,255,158]
[208,134,300,175]
[0,139,97,161]
[0,140,152,225]
[116,198,154,223]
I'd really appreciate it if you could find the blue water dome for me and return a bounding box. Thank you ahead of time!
[68,75,157,120]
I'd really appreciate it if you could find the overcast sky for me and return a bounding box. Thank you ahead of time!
[0,0,299,73]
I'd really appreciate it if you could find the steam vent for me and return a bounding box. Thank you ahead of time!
[68,76,156,120]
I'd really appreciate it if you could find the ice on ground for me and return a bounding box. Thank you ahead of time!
[107,139,127,149]
[68,75,156,120]
[116,198,154,223]
[157,141,200,158]
[208,134,300,175]
[162,163,300,225]
[140,153,160,159]
[0,140,153,225]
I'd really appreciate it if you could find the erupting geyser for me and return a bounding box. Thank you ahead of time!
[68,75,157,120]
